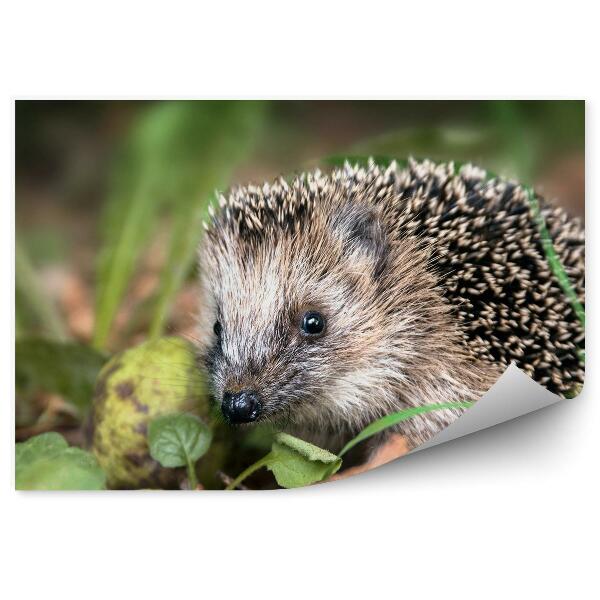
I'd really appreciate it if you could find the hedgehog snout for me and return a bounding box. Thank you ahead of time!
[221,389,262,424]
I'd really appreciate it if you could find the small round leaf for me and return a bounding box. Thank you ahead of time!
[148,413,212,468]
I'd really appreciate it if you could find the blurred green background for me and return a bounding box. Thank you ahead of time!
[15,100,585,352]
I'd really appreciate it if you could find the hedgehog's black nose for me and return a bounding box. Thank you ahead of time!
[221,390,262,424]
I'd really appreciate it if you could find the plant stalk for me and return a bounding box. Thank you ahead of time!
[186,458,199,490]
[225,454,272,490]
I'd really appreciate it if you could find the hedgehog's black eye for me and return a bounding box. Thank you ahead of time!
[301,311,325,336]
[213,321,222,337]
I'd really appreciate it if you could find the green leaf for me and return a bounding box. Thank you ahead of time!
[16,432,106,490]
[338,402,474,457]
[226,432,341,490]
[16,338,108,412]
[148,413,212,468]
[15,431,67,465]
[267,433,342,488]
[93,100,266,349]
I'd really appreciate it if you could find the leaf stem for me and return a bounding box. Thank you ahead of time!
[186,458,198,490]
[225,454,272,490]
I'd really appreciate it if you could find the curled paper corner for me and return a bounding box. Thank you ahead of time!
[411,363,566,454]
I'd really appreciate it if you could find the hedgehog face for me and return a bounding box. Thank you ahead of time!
[196,199,393,431]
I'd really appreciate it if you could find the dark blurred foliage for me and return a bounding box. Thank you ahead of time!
[16,100,584,205]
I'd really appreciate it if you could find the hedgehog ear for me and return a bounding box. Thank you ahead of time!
[332,205,387,274]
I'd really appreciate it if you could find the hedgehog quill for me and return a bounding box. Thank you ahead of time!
[195,159,584,456]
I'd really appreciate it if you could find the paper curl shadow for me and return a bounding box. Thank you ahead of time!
[412,363,564,454]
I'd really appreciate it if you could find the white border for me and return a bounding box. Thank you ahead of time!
[2,2,598,599]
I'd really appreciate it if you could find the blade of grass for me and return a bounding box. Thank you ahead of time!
[338,402,475,457]
[93,179,154,350]
[15,241,68,341]
[525,186,585,329]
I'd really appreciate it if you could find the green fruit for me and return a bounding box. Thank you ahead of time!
[90,337,208,489]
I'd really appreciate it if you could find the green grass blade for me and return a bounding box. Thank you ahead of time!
[15,241,68,341]
[338,402,474,457]
[93,179,155,350]
[525,186,585,329]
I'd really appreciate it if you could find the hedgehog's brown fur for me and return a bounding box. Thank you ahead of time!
[195,158,584,452]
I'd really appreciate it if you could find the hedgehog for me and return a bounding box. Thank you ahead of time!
[195,158,585,456]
